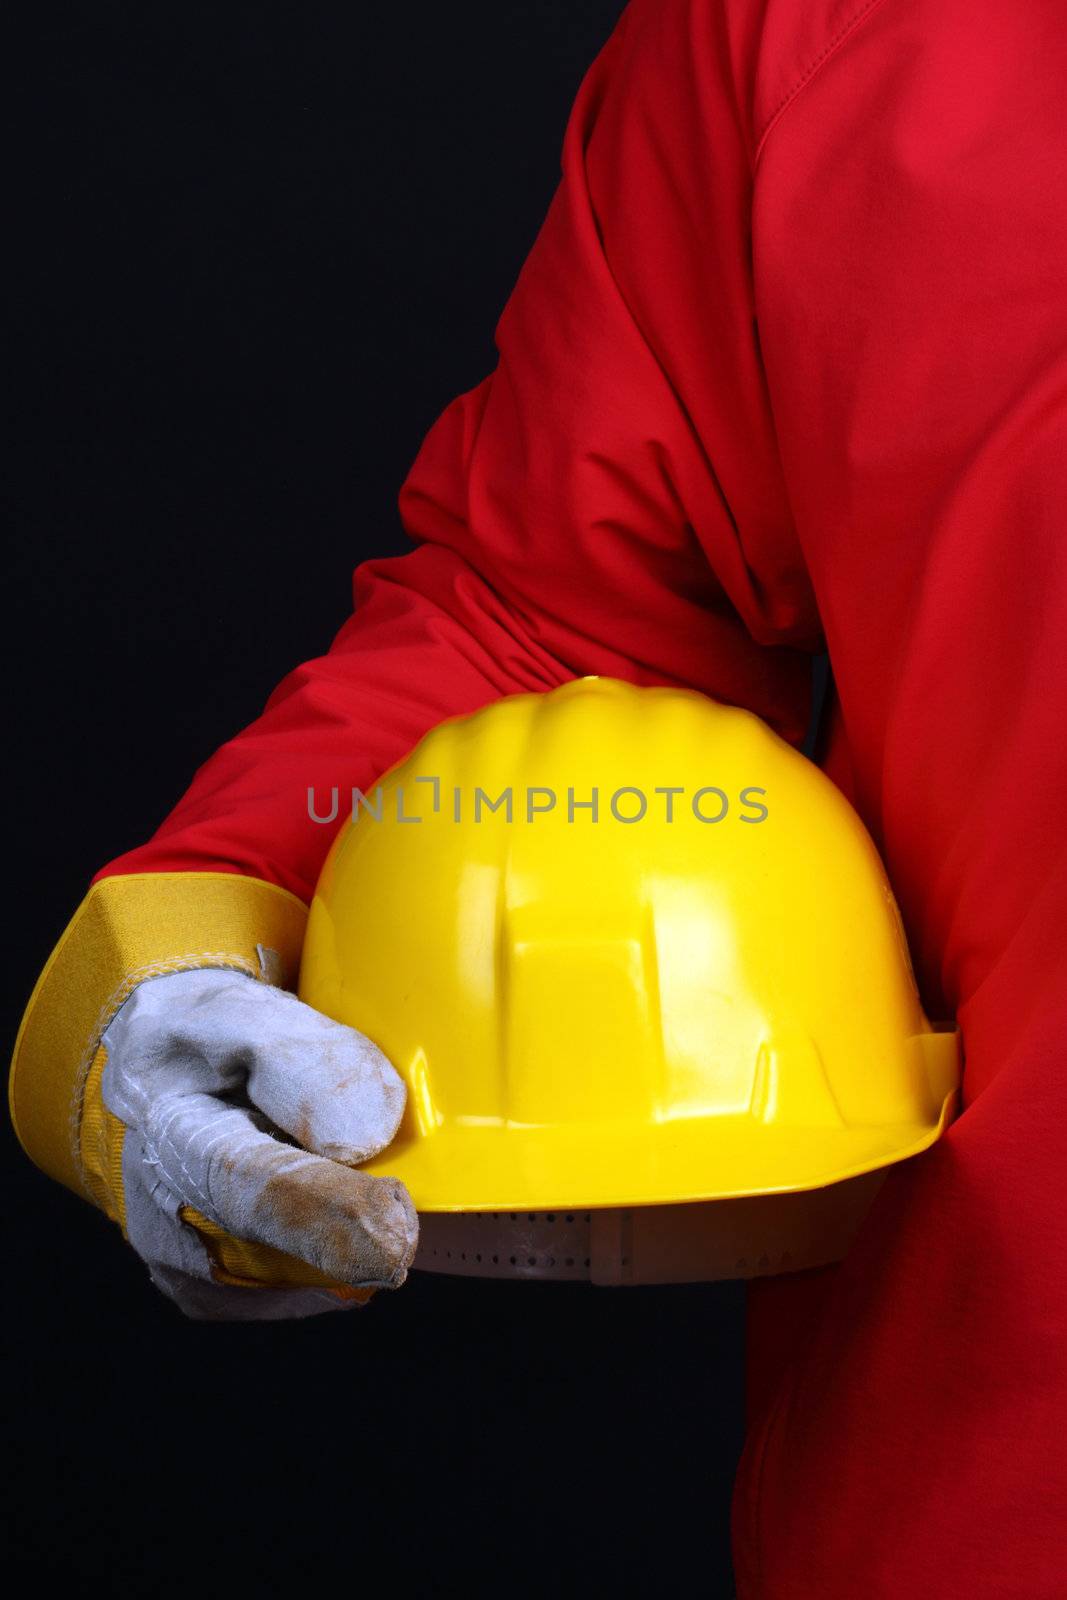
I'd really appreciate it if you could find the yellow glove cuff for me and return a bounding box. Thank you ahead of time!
[11,870,309,1198]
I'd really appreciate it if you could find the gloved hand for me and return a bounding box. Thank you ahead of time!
[100,966,419,1320]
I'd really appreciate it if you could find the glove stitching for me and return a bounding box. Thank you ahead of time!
[148,1101,216,1216]
[148,1098,275,1220]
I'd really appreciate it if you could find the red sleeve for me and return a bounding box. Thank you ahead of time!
[98,0,817,904]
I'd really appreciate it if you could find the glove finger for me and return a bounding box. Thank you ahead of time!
[239,987,408,1165]
[122,1128,361,1320]
[145,1092,419,1287]
[101,968,406,1166]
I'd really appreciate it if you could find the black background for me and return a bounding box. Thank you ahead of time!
[6,3,748,1592]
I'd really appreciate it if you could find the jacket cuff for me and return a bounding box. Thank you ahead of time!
[9,871,309,1201]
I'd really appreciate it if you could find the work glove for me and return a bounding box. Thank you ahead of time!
[100,966,419,1320]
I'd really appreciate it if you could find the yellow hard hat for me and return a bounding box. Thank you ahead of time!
[298,677,959,1218]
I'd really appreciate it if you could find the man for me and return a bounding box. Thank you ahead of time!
[11,1,1067,1594]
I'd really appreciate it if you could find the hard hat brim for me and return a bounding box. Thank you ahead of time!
[358,1083,959,1214]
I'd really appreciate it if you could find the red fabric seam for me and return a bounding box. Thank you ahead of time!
[754,0,894,168]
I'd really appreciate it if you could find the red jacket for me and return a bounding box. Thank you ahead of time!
[60,0,1067,1591]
